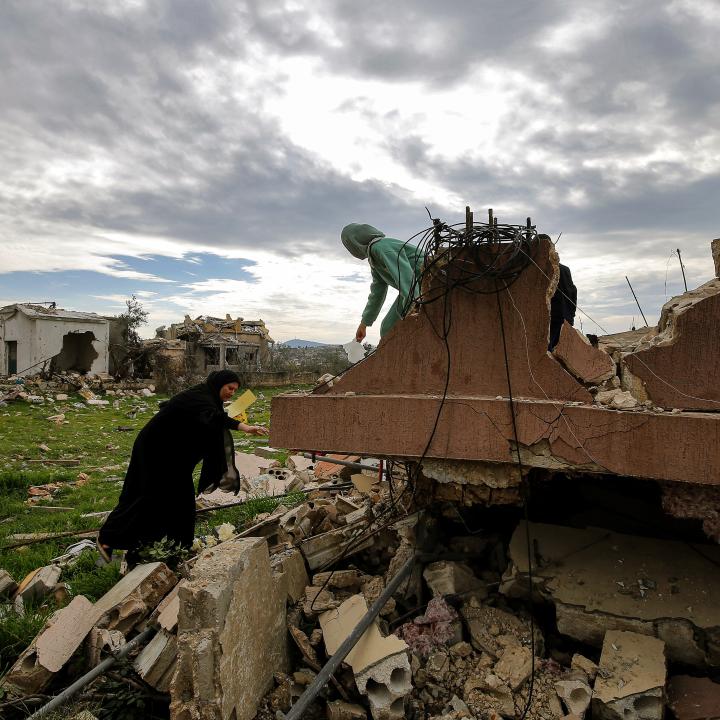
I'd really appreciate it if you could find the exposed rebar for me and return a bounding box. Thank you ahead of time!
[27,627,156,719]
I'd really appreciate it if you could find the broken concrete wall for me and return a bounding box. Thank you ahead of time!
[552,321,615,384]
[502,521,720,667]
[170,537,288,720]
[713,238,720,279]
[624,278,720,410]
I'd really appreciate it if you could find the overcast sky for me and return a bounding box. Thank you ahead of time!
[1,0,719,343]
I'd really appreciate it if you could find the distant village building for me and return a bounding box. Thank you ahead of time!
[0,303,114,377]
[156,314,274,372]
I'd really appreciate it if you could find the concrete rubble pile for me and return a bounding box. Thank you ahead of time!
[0,372,157,407]
[264,234,720,719]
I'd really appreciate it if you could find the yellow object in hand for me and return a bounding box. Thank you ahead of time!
[225,389,257,423]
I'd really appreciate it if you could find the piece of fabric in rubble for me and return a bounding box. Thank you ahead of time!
[99,371,241,552]
[395,596,459,658]
[341,223,424,337]
[549,263,577,350]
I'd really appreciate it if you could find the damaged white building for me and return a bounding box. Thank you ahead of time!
[0,304,111,377]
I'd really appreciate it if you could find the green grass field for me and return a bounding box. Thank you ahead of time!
[0,384,307,679]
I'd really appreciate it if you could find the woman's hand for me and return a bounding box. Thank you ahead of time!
[239,423,269,436]
[356,322,367,343]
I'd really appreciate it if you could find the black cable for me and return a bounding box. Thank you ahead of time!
[495,284,536,719]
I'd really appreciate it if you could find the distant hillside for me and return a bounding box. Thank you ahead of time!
[281,338,331,348]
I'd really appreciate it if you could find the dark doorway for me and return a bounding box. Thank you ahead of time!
[5,341,17,374]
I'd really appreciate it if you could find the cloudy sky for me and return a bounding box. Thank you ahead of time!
[1,0,719,344]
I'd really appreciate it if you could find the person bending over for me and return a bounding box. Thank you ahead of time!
[97,370,266,565]
[341,223,424,342]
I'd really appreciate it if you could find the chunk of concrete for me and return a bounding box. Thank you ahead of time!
[2,595,96,694]
[287,454,314,473]
[0,568,18,598]
[169,537,287,720]
[314,455,360,480]
[494,644,533,691]
[460,596,538,659]
[667,675,720,720]
[134,628,177,692]
[503,521,720,666]
[17,565,62,604]
[93,561,177,634]
[301,524,374,571]
[320,594,411,720]
[271,547,309,604]
[312,569,365,590]
[355,653,412,720]
[553,322,615,384]
[556,677,592,718]
[713,238,720,278]
[592,631,665,720]
[423,561,486,599]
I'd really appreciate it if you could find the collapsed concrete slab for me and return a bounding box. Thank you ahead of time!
[320,594,411,720]
[592,631,666,720]
[502,521,720,667]
[553,321,615,384]
[2,595,96,694]
[713,238,720,278]
[169,537,288,720]
[667,675,720,720]
[271,236,720,489]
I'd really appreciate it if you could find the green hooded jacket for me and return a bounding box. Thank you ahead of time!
[341,223,424,336]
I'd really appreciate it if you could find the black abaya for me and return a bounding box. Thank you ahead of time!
[99,371,241,552]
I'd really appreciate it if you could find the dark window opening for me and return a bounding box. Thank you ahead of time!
[204,346,220,367]
[52,331,98,373]
[225,347,239,365]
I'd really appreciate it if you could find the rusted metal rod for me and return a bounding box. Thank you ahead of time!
[625,276,649,327]
[28,627,156,719]
[280,553,415,720]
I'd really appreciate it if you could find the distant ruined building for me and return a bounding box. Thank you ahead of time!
[156,314,275,373]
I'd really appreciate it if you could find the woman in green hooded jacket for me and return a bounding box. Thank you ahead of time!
[341,223,424,341]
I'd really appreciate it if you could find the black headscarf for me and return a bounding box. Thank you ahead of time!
[206,370,241,401]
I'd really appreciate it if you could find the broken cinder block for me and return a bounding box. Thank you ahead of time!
[2,595,96,694]
[16,564,62,605]
[320,594,411,720]
[592,630,666,720]
[93,561,177,634]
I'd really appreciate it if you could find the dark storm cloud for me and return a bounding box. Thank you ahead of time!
[1,0,718,294]
[0,0,417,257]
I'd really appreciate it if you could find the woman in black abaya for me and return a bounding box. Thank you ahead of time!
[98,370,266,563]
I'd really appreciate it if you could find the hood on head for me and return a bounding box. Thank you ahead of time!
[341,223,385,260]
